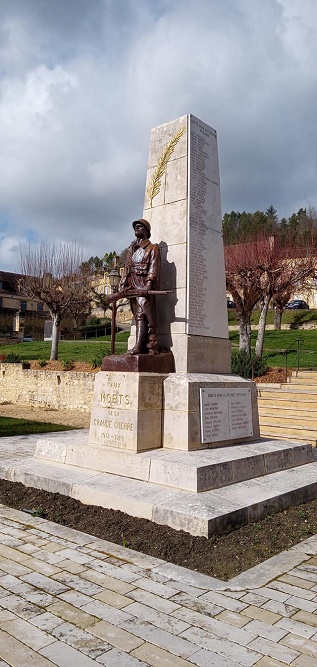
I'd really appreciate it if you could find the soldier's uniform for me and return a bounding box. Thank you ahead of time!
[119,220,160,354]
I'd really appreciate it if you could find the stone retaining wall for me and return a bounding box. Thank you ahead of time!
[0,364,95,412]
[229,323,317,331]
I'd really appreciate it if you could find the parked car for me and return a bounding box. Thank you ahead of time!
[284,300,309,310]
[227,299,236,309]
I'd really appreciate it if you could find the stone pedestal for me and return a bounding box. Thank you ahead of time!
[163,374,260,451]
[89,371,167,452]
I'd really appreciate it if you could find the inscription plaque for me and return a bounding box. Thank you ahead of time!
[200,387,253,443]
[187,114,227,337]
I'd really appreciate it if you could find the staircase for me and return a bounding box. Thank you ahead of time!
[258,371,317,446]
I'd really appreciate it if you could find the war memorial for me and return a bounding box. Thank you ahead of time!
[22,115,317,537]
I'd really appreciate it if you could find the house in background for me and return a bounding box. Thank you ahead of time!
[0,271,49,339]
[293,278,317,308]
[90,269,132,326]
[0,271,50,314]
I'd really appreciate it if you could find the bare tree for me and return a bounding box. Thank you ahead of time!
[254,236,317,356]
[272,290,292,330]
[225,239,264,353]
[272,214,317,329]
[19,242,93,360]
[225,232,317,356]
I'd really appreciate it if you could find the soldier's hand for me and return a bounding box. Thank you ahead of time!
[145,281,152,293]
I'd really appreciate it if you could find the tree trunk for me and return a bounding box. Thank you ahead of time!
[274,307,283,330]
[50,313,61,360]
[238,316,251,354]
[255,294,271,357]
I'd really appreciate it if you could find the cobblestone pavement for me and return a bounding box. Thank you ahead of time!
[1,506,317,666]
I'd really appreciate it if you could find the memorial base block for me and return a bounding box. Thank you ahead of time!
[162,335,231,374]
[89,371,167,452]
[101,351,174,373]
[163,373,260,451]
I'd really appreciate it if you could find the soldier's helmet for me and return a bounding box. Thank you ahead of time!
[132,219,151,238]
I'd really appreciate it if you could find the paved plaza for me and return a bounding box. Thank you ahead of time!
[0,504,317,666]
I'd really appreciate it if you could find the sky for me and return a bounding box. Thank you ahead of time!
[0,0,317,271]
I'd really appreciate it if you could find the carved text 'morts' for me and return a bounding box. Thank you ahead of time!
[100,393,130,407]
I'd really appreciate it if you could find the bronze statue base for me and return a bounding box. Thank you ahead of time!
[101,351,175,373]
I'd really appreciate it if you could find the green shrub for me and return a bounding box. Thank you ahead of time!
[62,358,74,371]
[5,352,21,363]
[38,359,47,368]
[85,316,103,326]
[231,350,267,379]
[91,356,102,369]
[80,317,111,333]
[252,354,268,377]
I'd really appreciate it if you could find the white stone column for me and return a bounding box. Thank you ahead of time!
[142,114,231,373]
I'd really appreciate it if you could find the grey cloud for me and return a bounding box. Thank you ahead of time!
[0,0,317,270]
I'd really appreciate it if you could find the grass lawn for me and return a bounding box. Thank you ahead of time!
[230,329,317,368]
[1,327,316,369]
[228,308,317,326]
[0,416,76,437]
[229,328,317,349]
[0,331,129,363]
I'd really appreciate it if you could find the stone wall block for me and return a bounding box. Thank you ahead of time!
[0,363,95,412]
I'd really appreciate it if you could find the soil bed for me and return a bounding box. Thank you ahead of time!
[27,360,99,373]
[0,479,316,581]
[255,366,291,383]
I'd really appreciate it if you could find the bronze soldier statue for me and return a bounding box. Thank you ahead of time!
[119,219,160,355]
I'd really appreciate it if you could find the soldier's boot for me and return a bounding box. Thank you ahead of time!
[128,318,147,355]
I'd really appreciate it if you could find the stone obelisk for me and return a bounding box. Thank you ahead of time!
[141,114,231,373]
[137,114,259,450]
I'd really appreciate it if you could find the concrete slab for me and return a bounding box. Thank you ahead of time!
[1,432,317,538]
[35,433,313,493]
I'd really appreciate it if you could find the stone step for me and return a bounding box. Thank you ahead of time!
[258,401,317,414]
[289,378,317,386]
[259,423,317,444]
[259,411,317,428]
[295,371,317,380]
[259,419,317,437]
[257,376,317,445]
[35,436,313,493]
[258,397,317,409]
[257,388,317,401]
[259,383,317,391]
[259,405,317,419]
[285,385,317,392]
[1,452,316,537]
